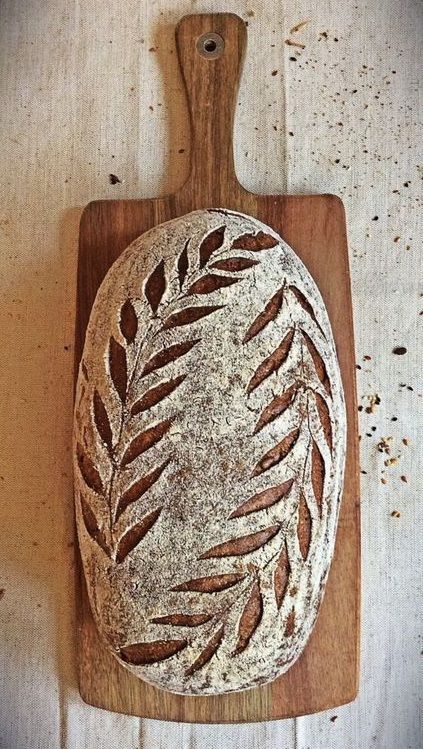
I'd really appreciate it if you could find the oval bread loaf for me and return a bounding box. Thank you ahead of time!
[73,208,346,695]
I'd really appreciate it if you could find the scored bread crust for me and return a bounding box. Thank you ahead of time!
[73,208,346,695]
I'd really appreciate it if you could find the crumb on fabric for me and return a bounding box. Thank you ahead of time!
[391,510,401,518]
[290,20,309,33]
[384,457,398,467]
[400,475,408,483]
[364,394,381,413]
[393,346,407,355]
[285,39,305,49]
[330,715,338,723]
[377,436,393,454]
[109,174,121,185]
[0,589,5,601]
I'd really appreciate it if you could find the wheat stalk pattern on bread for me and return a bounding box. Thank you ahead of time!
[74,209,345,693]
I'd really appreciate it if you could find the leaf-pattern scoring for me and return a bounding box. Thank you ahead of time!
[115,459,170,521]
[120,639,188,665]
[120,299,138,344]
[142,340,200,376]
[76,219,337,678]
[314,391,333,451]
[200,525,281,559]
[311,440,325,516]
[274,541,290,609]
[233,579,263,654]
[115,506,162,564]
[151,270,336,669]
[171,573,246,593]
[199,226,225,267]
[253,383,298,434]
[80,494,109,556]
[234,282,332,617]
[302,330,332,396]
[284,608,296,637]
[76,443,104,494]
[297,493,312,560]
[145,259,166,314]
[252,428,300,477]
[289,286,326,339]
[120,418,174,468]
[210,257,259,272]
[229,479,294,519]
[185,625,224,676]
[243,284,285,343]
[163,306,223,330]
[93,390,113,452]
[109,337,127,403]
[177,240,190,290]
[231,231,278,251]
[150,613,214,627]
[247,328,295,393]
[130,376,187,416]
[187,274,240,296]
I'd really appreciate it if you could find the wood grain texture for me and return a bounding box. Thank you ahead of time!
[75,13,360,721]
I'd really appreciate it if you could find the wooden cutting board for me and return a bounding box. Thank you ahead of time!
[74,12,360,721]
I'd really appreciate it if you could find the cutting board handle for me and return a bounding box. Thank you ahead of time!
[176,13,247,205]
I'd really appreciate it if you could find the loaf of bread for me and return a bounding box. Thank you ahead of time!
[73,208,346,695]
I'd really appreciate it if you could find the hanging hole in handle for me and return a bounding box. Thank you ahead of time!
[196,32,224,59]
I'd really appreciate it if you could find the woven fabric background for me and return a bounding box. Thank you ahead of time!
[0,1,421,748]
